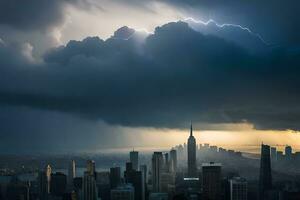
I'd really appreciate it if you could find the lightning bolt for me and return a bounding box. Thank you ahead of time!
[183,17,270,45]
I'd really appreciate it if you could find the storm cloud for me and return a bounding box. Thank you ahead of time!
[1,21,300,131]
[166,0,300,46]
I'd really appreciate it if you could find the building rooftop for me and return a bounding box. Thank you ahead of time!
[202,162,222,167]
[230,177,247,183]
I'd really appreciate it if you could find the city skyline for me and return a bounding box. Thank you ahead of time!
[1,1,300,199]
[0,129,299,199]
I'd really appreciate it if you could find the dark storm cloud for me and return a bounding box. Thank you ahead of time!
[1,21,300,131]
[164,0,300,46]
[0,0,68,29]
[0,0,97,30]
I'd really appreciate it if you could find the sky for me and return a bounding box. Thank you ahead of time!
[0,0,300,154]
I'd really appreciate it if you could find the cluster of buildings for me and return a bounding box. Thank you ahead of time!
[270,145,300,164]
[0,124,300,200]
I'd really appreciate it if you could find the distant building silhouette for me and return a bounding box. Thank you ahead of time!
[149,192,168,200]
[230,177,247,200]
[124,162,143,200]
[285,145,292,161]
[140,164,148,186]
[68,160,76,188]
[82,171,98,200]
[111,184,135,200]
[259,144,272,200]
[188,123,197,177]
[6,177,30,200]
[46,164,52,194]
[202,162,222,200]
[152,152,163,192]
[169,149,177,172]
[87,160,96,176]
[140,164,147,200]
[270,147,277,162]
[38,170,48,199]
[37,165,52,200]
[110,167,121,189]
[164,153,169,172]
[130,150,139,171]
[96,171,110,200]
[50,172,67,196]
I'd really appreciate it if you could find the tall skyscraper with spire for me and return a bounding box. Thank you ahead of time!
[187,122,197,177]
[68,160,76,188]
[152,152,163,192]
[130,150,139,171]
[259,144,272,200]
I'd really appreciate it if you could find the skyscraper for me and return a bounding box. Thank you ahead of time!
[83,171,98,200]
[188,123,197,177]
[111,184,135,200]
[152,152,163,192]
[230,177,247,200]
[285,145,292,160]
[38,171,48,199]
[124,162,143,200]
[140,165,147,200]
[68,160,76,188]
[50,172,67,196]
[110,167,121,189]
[270,147,277,162]
[259,144,272,200]
[140,165,147,186]
[45,164,52,194]
[130,150,139,171]
[87,160,96,176]
[169,149,177,173]
[202,162,222,200]
[164,153,169,172]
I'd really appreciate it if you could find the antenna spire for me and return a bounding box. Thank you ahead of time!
[190,121,193,137]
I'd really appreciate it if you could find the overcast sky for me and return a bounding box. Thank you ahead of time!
[0,0,300,153]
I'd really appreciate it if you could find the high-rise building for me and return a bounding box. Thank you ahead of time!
[270,147,277,162]
[73,177,83,191]
[50,172,67,196]
[82,171,98,200]
[276,151,284,162]
[110,167,121,189]
[259,144,272,200]
[149,193,168,200]
[46,164,52,194]
[6,179,30,200]
[230,177,247,200]
[164,153,169,172]
[160,172,175,193]
[96,172,110,200]
[68,160,76,188]
[38,165,52,200]
[111,184,135,200]
[38,171,48,199]
[124,163,143,200]
[202,162,222,200]
[130,150,139,171]
[140,164,147,185]
[152,152,163,192]
[188,123,197,177]
[169,149,177,173]
[87,160,96,176]
[140,165,147,200]
[285,145,292,160]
